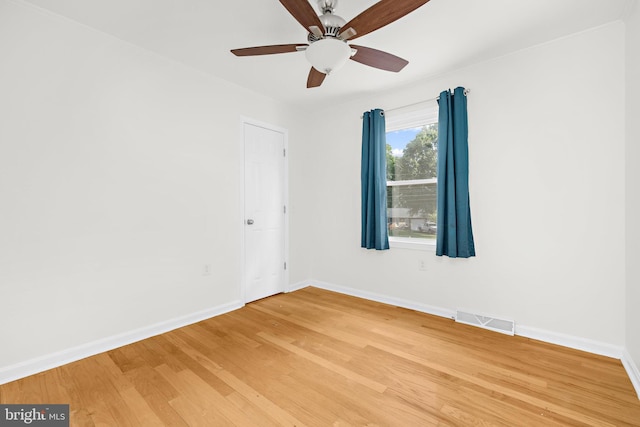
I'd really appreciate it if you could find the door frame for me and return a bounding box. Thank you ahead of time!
[239,116,289,304]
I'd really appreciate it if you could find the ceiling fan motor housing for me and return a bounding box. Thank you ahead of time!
[307,0,346,41]
[308,13,346,41]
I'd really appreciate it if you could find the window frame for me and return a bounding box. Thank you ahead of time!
[385,103,439,251]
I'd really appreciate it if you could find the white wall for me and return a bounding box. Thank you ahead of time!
[301,23,627,347]
[0,0,310,370]
[626,2,640,374]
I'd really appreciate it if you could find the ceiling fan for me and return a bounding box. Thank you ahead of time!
[231,0,431,88]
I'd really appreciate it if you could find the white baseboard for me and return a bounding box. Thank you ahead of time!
[285,281,311,293]
[622,349,640,399]
[310,280,456,320]
[515,325,623,359]
[0,300,244,386]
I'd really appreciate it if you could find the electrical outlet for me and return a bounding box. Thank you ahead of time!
[203,264,212,276]
[418,259,427,271]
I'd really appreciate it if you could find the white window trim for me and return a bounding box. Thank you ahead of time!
[387,178,436,187]
[389,237,436,251]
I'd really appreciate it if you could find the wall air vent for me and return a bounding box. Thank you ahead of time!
[455,309,515,336]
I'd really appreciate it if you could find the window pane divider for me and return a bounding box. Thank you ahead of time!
[386,178,436,187]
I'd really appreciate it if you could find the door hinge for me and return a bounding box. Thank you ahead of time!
[284,262,287,270]
[283,148,286,157]
[283,205,286,214]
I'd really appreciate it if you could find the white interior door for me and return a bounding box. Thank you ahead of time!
[243,121,286,303]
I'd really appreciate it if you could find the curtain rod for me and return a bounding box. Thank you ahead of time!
[360,88,470,118]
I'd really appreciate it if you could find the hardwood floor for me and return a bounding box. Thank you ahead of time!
[1,287,639,426]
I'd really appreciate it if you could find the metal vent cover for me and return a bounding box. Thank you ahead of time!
[455,309,515,336]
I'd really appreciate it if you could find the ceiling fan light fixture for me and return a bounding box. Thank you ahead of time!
[305,38,351,75]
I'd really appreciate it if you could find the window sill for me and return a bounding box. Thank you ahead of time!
[389,237,436,251]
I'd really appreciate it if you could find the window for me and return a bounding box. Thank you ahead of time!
[386,103,438,249]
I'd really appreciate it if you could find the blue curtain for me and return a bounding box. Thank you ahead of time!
[436,87,475,258]
[361,109,389,250]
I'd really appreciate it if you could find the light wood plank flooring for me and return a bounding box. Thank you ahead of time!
[1,287,639,426]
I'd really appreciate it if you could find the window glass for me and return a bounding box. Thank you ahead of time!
[386,123,438,242]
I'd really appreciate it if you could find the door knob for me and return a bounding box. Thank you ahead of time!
[246,219,254,225]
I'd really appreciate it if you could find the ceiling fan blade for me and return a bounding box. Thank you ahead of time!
[307,67,326,88]
[337,27,357,40]
[309,26,324,38]
[279,0,325,34]
[339,0,431,41]
[349,45,408,72]
[231,44,308,56]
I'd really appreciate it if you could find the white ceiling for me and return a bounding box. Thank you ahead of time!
[22,0,633,108]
